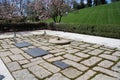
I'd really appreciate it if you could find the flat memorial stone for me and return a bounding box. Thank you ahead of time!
[24,48,49,57]
[15,42,32,48]
[53,61,70,69]
[0,75,5,80]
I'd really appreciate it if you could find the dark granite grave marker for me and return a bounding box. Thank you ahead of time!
[24,48,49,57]
[53,61,70,69]
[0,75,5,80]
[15,42,32,48]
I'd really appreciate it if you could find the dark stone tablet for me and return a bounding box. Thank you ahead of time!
[53,61,70,69]
[15,42,32,48]
[25,48,49,57]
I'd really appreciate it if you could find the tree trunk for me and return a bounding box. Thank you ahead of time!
[52,17,56,22]
[59,15,62,23]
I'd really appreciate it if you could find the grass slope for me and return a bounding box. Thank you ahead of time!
[63,2,120,25]
[47,2,120,25]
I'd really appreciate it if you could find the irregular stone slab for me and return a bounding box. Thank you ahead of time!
[112,62,120,72]
[63,54,82,62]
[18,60,29,65]
[28,65,52,79]
[61,67,82,78]
[112,51,120,57]
[66,49,79,54]
[1,44,13,49]
[54,52,66,56]
[15,42,32,48]
[98,60,114,68]
[40,46,51,50]
[10,48,24,54]
[99,54,119,61]
[12,69,38,80]
[0,59,14,80]
[22,58,44,68]
[62,60,88,71]
[93,66,120,78]
[6,62,21,72]
[75,70,96,80]
[2,57,12,63]
[75,52,90,58]
[9,54,25,61]
[53,61,70,69]
[88,49,103,55]
[91,74,117,80]
[43,54,54,59]
[81,57,102,66]
[24,48,49,57]
[0,51,12,57]
[39,61,60,73]
[45,73,70,80]
[104,51,111,54]
[81,49,91,53]
[50,49,65,53]
[30,57,43,62]
[92,44,102,48]
[21,52,32,59]
[47,56,64,62]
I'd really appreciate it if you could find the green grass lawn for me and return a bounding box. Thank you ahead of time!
[47,1,120,25]
[45,2,120,39]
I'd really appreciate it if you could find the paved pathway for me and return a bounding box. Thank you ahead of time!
[0,34,120,80]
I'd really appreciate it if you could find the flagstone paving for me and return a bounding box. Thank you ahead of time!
[0,34,120,80]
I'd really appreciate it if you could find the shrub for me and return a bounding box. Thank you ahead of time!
[49,23,120,39]
[0,22,47,32]
[1,22,120,39]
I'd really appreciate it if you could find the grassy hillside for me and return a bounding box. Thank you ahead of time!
[47,1,120,25]
[63,2,120,25]
[45,2,120,39]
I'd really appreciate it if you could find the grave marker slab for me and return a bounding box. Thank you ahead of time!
[53,61,70,69]
[0,75,5,80]
[24,48,49,57]
[15,42,32,48]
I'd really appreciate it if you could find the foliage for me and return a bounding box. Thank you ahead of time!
[50,23,120,39]
[72,1,81,10]
[0,22,47,32]
[48,0,70,23]
[1,21,120,39]
[0,0,26,20]
[93,0,107,6]
[100,0,107,4]
[0,0,112,23]
[87,0,92,7]
[0,0,71,23]
[111,0,120,2]
[80,0,86,8]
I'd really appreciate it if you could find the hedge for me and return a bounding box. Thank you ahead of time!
[50,23,120,39]
[0,22,120,39]
[0,22,47,32]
